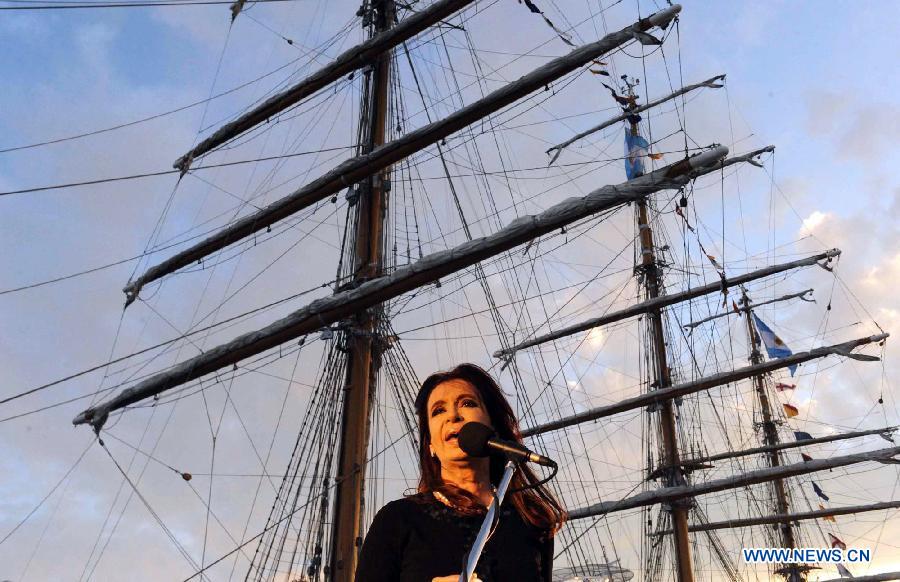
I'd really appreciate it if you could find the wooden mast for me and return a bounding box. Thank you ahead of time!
[741,289,803,582]
[328,1,395,580]
[626,95,695,580]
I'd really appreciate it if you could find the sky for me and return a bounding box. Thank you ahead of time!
[1,0,899,580]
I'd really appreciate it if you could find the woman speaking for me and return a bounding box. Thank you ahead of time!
[355,363,565,581]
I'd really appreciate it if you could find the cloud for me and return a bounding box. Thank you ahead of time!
[800,209,829,235]
[791,201,899,430]
[837,104,900,163]
[804,91,850,136]
[804,91,900,168]
[150,4,233,49]
[731,0,781,46]
[0,13,53,39]
[74,22,118,77]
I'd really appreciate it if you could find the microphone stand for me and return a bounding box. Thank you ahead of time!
[458,458,517,582]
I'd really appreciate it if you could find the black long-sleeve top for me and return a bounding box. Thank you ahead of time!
[354,492,553,582]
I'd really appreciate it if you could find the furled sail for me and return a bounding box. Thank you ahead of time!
[568,446,900,519]
[522,333,888,437]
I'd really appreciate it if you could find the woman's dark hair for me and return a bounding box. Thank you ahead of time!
[413,363,566,534]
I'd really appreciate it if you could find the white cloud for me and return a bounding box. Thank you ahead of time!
[800,209,829,235]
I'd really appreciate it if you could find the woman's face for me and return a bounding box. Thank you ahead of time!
[426,378,493,465]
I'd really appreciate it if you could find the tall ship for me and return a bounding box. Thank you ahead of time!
[1,1,897,581]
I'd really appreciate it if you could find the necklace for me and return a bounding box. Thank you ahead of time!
[432,490,463,511]
[432,487,496,512]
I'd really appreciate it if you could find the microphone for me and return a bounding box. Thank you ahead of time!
[457,422,557,468]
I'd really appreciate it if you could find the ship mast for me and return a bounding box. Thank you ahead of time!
[625,82,695,581]
[741,289,803,582]
[328,1,395,580]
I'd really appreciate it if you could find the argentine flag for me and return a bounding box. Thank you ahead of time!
[625,131,650,180]
[752,314,797,376]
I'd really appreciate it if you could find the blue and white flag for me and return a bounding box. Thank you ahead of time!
[625,131,650,180]
[753,314,797,376]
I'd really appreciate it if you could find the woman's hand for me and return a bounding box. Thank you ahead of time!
[431,575,480,582]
